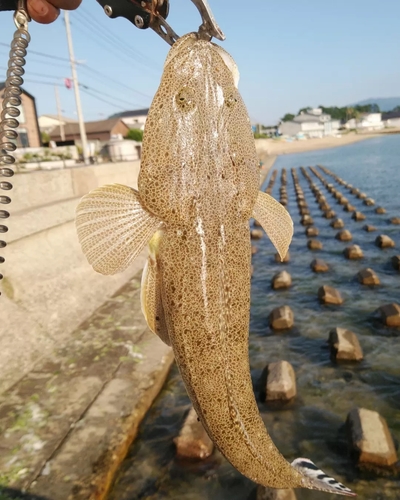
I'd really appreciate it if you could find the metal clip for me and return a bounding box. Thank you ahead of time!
[190,0,225,42]
[14,0,31,30]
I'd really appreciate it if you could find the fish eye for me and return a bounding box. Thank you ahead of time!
[225,91,239,108]
[176,86,196,110]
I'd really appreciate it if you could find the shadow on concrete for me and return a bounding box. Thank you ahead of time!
[0,487,51,500]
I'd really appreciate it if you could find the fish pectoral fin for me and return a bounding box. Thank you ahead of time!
[252,191,294,261]
[76,184,161,275]
[141,230,171,346]
[291,458,356,497]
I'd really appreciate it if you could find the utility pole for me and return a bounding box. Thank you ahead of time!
[64,11,89,164]
[54,86,65,141]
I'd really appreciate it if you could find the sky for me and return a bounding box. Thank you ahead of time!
[1,0,400,125]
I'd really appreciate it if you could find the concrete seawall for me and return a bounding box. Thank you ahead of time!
[1,161,144,394]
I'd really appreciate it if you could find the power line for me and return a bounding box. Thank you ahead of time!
[70,16,158,77]
[78,6,159,71]
[0,42,71,63]
[78,64,152,100]
[79,82,146,108]
[79,86,126,110]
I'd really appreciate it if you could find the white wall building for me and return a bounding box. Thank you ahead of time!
[279,108,340,138]
[345,113,383,131]
[382,112,400,128]
[109,108,149,131]
[38,114,78,134]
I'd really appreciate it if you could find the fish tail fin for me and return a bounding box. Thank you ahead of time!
[291,458,356,497]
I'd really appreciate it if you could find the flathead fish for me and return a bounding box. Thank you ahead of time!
[76,33,355,497]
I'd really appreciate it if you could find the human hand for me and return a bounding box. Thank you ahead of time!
[27,0,81,23]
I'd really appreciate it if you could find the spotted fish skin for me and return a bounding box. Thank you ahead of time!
[75,32,356,497]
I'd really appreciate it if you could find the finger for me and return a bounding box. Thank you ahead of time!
[27,0,60,24]
[44,0,82,10]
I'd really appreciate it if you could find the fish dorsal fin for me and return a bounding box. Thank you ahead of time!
[252,191,294,261]
[76,184,161,275]
[291,458,356,497]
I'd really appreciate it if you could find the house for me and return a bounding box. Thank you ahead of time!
[382,111,400,129]
[344,113,383,131]
[0,82,41,148]
[279,108,340,138]
[49,118,130,143]
[38,114,78,135]
[357,113,383,131]
[109,108,149,131]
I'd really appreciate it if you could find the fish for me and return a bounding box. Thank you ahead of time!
[75,32,355,497]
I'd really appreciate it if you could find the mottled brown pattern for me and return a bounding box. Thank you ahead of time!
[137,33,302,489]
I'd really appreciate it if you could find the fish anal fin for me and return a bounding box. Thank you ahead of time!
[291,458,356,497]
[76,184,161,275]
[252,191,293,261]
[141,230,171,346]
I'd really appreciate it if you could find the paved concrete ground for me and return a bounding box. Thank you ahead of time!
[0,271,174,500]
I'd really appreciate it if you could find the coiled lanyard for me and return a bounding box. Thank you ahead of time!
[0,0,30,294]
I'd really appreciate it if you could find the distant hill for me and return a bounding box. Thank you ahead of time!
[349,97,400,112]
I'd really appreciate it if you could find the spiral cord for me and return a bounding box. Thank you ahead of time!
[0,25,30,294]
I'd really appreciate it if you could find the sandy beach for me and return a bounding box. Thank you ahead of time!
[255,131,381,157]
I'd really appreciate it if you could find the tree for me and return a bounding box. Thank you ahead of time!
[281,113,295,122]
[126,128,143,142]
[41,131,50,144]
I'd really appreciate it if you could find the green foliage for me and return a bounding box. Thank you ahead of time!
[126,128,143,142]
[392,105,400,112]
[41,131,50,144]
[253,133,269,139]
[281,113,295,122]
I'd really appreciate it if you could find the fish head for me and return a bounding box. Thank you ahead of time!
[138,33,259,226]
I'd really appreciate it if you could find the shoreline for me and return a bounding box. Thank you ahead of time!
[255,130,399,158]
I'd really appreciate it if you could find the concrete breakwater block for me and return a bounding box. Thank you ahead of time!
[352,211,366,221]
[357,268,380,286]
[311,258,329,273]
[251,229,264,240]
[307,239,323,250]
[357,192,367,199]
[344,245,364,260]
[375,206,386,214]
[392,255,400,270]
[363,198,375,206]
[301,215,314,226]
[336,229,352,241]
[261,360,297,402]
[256,486,297,500]
[346,408,398,467]
[251,246,258,255]
[253,219,262,227]
[329,327,363,362]
[330,218,345,229]
[363,224,376,232]
[271,270,292,290]
[376,303,400,326]
[306,226,319,237]
[319,202,330,211]
[269,305,294,330]
[323,210,336,219]
[174,407,214,459]
[390,217,400,225]
[344,203,356,212]
[375,234,395,249]
[275,251,290,263]
[318,285,343,305]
